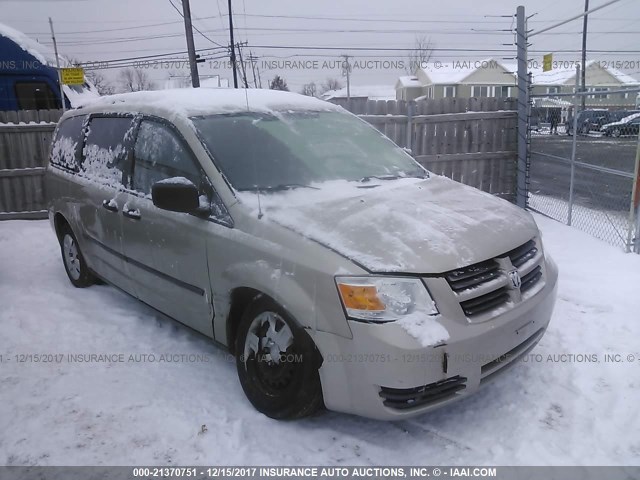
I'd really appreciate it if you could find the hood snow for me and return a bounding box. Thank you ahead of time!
[238,176,538,273]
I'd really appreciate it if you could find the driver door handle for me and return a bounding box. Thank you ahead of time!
[102,199,118,212]
[122,207,142,220]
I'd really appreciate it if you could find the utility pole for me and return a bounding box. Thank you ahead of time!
[580,0,589,110]
[248,52,258,88]
[236,42,249,88]
[227,0,238,88]
[181,0,200,88]
[342,54,351,110]
[515,6,529,209]
[48,17,66,112]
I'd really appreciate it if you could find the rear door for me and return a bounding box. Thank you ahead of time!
[119,118,218,335]
[78,114,136,293]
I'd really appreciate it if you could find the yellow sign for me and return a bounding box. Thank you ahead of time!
[60,67,85,85]
[543,54,553,72]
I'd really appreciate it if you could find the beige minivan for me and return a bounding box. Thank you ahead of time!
[46,89,557,420]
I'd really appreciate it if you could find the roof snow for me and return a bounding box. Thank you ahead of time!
[0,21,67,67]
[81,88,343,118]
[529,60,639,86]
[321,85,396,101]
[396,76,422,88]
[419,58,516,85]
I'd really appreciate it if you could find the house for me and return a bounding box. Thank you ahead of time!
[0,22,99,110]
[321,84,396,109]
[395,59,517,101]
[530,60,639,109]
[395,57,639,109]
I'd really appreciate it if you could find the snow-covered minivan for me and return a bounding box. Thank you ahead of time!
[46,89,557,420]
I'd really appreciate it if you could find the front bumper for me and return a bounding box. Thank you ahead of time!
[313,257,558,420]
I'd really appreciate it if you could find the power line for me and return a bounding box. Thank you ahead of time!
[167,0,226,48]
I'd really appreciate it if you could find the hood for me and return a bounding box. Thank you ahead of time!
[244,176,538,274]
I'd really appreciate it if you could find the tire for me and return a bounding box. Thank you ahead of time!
[612,128,622,138]
[235,297,323,419]
[59,225,95,288]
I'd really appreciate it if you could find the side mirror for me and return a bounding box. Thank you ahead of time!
[402,147,413,156]
[151,177,200,213]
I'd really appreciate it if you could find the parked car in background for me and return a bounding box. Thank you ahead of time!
[46,88,558,421]
[601,112,640,137]
[567,109,609,135]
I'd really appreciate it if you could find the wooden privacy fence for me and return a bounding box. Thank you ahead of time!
[343,97,519,201]
[0,97,518,220]
[0,109,61,220]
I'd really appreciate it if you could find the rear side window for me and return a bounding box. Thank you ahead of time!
[132,120,201,195]
[81,116,136,187]
[50,115,85,171]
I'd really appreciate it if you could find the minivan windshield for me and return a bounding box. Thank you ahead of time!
[192,111,426,191]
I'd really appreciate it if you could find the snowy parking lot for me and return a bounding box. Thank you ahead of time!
[1,214,639,466]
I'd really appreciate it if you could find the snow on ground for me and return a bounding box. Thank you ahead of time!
[1,215,639,466]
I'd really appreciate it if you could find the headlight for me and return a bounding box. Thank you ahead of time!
[335,276,438,322]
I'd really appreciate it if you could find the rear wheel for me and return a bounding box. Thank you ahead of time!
[59,226,95,288]
[235,297,323,419]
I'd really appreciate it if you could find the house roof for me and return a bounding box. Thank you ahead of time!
[321,85,396,101]
[529,60,639,86]
[396,76,422,88]
[419,59,516,85]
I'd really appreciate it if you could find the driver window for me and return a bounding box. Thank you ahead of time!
[132,120,201,196]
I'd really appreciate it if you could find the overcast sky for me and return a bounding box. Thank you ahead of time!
[2,0,639,91]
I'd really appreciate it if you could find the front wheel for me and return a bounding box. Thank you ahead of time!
[235,297,323,419]
[59,226,95,288]
[612,127,622,138]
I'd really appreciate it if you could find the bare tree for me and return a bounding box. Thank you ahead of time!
[300,82,318,97]
[85,70,115,96]
[406,36,434,74]
[118,68,156,92]
[320,77,342,94]
[269,75,289,91]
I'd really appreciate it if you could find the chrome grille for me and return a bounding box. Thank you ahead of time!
[444,259,501,292]
[443,238,545,319]
[502,239,538,268]
[521,265,543,293]
[459,287,510,317]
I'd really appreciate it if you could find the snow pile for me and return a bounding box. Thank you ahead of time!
[0,215,639,465]
[63,84,101,108]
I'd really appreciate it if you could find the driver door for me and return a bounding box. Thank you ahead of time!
[120,118,213,335]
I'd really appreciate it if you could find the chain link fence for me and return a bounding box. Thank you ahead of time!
[527,89,640,252]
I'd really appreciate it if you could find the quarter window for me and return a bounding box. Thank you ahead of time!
[132,120,201,196]
[81,116,135,187]
[50,115,86,171]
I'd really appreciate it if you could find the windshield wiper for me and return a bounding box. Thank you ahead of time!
[359,175,401,183]
[359,172,428,183]
[240,183,320,192]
